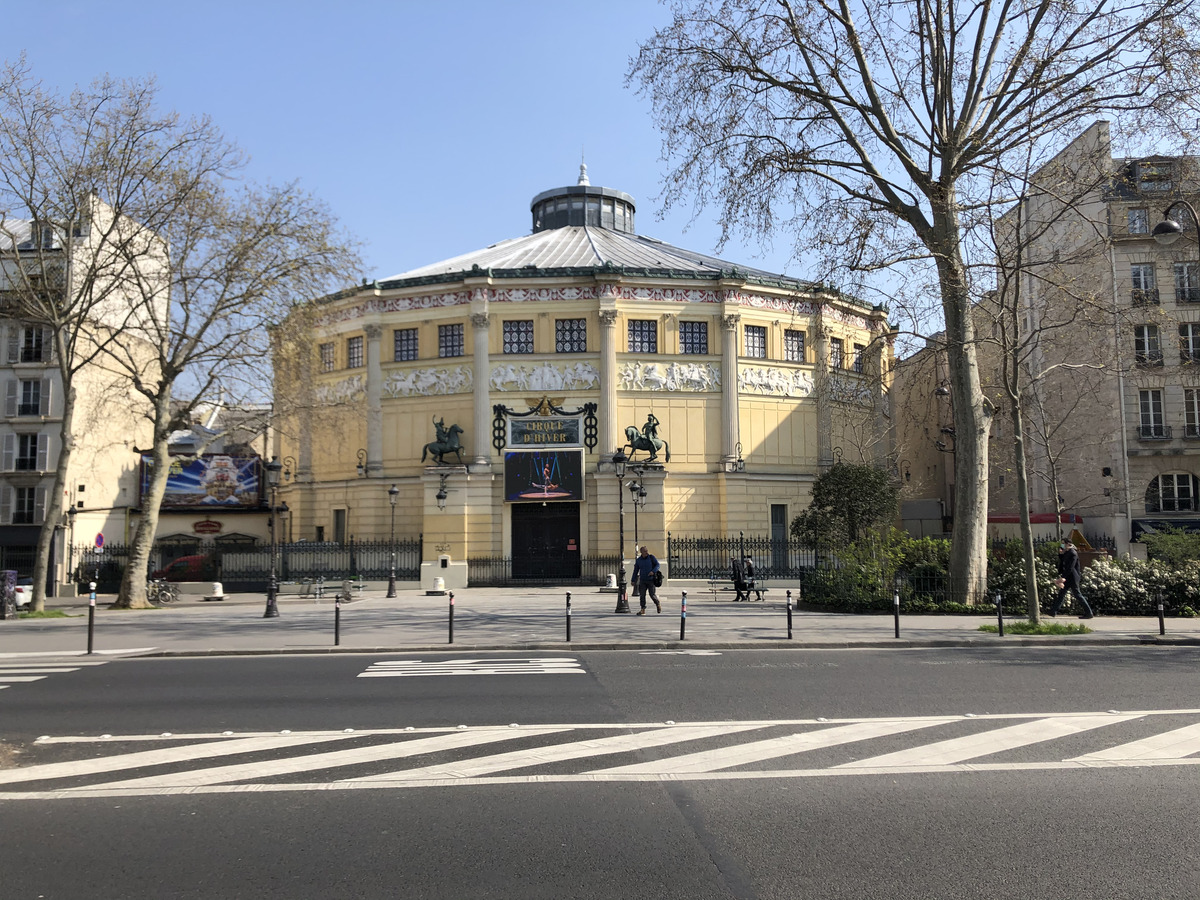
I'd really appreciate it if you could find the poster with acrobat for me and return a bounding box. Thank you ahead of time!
[503,449,584,502]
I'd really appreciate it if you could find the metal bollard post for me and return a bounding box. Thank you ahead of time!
[1158,591,1166,636]
[448,591,455,644]
[334,591,342,646]
[893,585,901,639]
[316,575,324,600]
[87,581,97,655]
[680,591,687,640]
[995,591,1004,637]
[787,589,793,640]
[566,591,572,643]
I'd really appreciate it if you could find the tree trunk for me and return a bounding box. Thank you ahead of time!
[1010,400,1042,622]
[30,352,78,612]
[113,391,174,609]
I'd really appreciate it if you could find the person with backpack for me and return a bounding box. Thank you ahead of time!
[631,545,662,614]
[1048,540,1094,619]
[743,556,764,601]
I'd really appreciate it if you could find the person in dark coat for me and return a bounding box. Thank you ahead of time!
[1048,540,1094,619]
[731,556,750,601]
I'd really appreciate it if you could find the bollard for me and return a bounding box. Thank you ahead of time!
[995,591,1004,637]
[680,590,687,640]
[87,581,97,655]
[316,575,324,600]
[566,591,572,643]
[334,591,342,646]
[1158,592,1166,636]
[787,589,793,640]
[893,585,900,639]
[448,591,455,644]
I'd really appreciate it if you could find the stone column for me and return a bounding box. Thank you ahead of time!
[721,311,741,468]
[471,311,491,467]
[364,323,384,477]
[814,320,834,468]
[599,307,619,454]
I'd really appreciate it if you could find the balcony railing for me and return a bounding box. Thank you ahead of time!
[1135,351,1165,367]
[1177,287,1200,304]
[1137,424,1173,440]
[1132,288,1160,306]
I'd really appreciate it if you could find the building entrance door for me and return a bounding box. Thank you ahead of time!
[511,503,581,579]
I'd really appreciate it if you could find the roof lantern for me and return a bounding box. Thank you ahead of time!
[530,165,636,235]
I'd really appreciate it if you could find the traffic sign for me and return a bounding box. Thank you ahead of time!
[95,533,104,549]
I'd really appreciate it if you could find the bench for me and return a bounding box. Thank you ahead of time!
[707,575,769,601]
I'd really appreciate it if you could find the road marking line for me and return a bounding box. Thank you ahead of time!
[0,676,48,682]
[346,724,766,782]
[836,715,1143,768]
[360,658,584,677]
[0,667,79,673]
[69,727,573,791]
[1070,722,1200,760]
[592,719,957,774]
[0,733,358,786]
[0,650,152,660]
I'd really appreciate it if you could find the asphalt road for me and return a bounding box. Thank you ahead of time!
[3,646,1199,899]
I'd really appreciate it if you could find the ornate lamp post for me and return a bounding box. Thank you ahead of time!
[387,483,399,597]
[264,456,282,618]
[66,504,77,585]
[627,471,646,552]
[1153,200,1200,253]
[355,448,368,478]
[282,455,296,482]
[612,449,630,614]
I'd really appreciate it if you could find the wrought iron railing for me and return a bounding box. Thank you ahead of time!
[467,555,621,587]
[666,533,819,579]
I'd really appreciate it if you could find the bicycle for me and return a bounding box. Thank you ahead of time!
[147,578,180,604]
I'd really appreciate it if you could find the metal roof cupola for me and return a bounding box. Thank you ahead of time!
[530,163,636,234]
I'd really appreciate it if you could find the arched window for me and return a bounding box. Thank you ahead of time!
[1145,473,1200,513]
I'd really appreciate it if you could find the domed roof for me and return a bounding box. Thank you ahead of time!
[377,167,809,290]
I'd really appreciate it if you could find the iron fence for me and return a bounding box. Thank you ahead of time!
[989,533,1116,554]
[667,533,818,579]
[467,555,622,587]
[72,537,423,593]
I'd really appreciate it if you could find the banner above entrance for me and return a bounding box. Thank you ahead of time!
[504,449,585,503]
[509,416,581,447]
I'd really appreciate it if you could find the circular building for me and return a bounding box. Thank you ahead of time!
[276,167,893,587]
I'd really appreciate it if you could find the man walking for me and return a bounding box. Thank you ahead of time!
[631,545,661,615]
[1048,540,1094,619]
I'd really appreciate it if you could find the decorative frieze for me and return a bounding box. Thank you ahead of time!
[618,361,721,392]
[382,365,473,397]
[738,365,814,397]
[314,375,365,404]
[489,361,599,392]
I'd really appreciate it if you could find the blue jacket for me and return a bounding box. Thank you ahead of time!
[631,553,659,584]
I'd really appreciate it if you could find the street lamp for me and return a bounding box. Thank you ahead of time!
[436,474,448,511]
[264,456,282,618]
[1152,200,1199,249]
[387,483,399,597]
[282,455,296,482]
[66,504,77,584]
[355,448,368,478]
[612,450,630,614]
[627,471,646,551]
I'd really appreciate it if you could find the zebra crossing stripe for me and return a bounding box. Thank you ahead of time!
[348,724,766,783]
[0,676,49,683]
[1070,722,1200,761]
[359,658,584,677]
[0,733,360,786]
[836,715,1144,768]
[69,727,574,792]
[592,718,959,774]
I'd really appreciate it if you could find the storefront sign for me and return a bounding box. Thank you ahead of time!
[193,519,223,535]
[509,417,581,446]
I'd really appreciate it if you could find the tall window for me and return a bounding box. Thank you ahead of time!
[1175,262,1200,304]
[12,486,37,524]
[1139,389,1166,437]
[829,338,844,369]
[555,318,587,353]
[1147,474,1196,512]
[502,320,534,354]
[18,380,41,416]
[1134,325,1163,366]
[1186,389,1200,437]
[346,336,364,368]
[1128,208,1150,234]
[853,343,867,374]
[679,321,708,354]
[744,325,766,358]
[1137,161,1173,192]
[20,327,46,363]
[627,320,657,354]
[15,434,42,470]
[438,323,465,358]
[1180,324,1200,364]
[784,329,805,363]
[319,342,335,372]
[1131,263,1158,305]
[393,328,418,361]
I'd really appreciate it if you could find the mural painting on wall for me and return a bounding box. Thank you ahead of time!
[141,455,262,508]
[504,449,585,502]
[624,413,670,463]
[422,417,465,465]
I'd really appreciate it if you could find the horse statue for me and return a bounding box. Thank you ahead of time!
[624,424,670,463]
[422,422,465,465]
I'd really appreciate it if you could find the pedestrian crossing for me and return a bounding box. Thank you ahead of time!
[5,708,1200,799]
[0,657,110,692]
[358,658,586,677]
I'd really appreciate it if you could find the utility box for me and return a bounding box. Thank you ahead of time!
[421,553,467,591]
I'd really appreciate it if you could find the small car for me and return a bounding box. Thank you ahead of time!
[151,555,215,582]
[14,576,33,608]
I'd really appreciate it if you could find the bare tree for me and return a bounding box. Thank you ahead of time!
[631,0,1200,601]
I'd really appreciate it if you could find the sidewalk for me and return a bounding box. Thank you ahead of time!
[3,580,1199,658]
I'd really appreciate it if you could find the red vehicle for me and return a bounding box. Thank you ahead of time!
[151,555,215,582]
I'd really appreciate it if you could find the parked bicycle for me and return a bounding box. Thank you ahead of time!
[147,578,180,605]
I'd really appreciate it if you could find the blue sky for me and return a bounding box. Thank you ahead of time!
[3,1,801,284]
